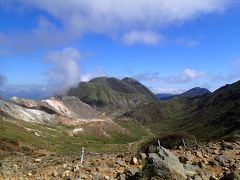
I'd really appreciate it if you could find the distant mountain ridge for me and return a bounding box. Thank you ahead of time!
[122,81,240,141]
[180,87,211,97]
[157,87,211,100]
[67,77,157,111]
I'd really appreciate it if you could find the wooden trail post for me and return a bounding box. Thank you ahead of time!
[80,147,85,165]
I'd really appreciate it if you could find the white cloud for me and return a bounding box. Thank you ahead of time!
[0,18,73,53]
[44,47,82,93]
[133,71,161,82]
[122,31,164,45]
[19,0,231,32]
[133,69,207,84]
[151,87,184,94]
[165,69,207,83]
[0,0,232,48]
[183,69,206,79]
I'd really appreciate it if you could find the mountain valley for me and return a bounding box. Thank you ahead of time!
[0,77,240,179]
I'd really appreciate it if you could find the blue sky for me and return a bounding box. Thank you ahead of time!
[0,0,240,98]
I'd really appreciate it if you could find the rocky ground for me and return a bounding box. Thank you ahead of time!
[0,141,239,180]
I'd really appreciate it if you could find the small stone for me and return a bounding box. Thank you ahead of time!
[195,152,203,158]
[116,160,126,167]
[72,165,80,172]
[221,142,234,150]
[64,170,71,177]
[137,153,147,160]
[28,172,32,176]
[202,159,208,165]
[104,176,110,180]
[194,175,202,180]
[209,160,220,167]
[213,150,219,155]
[222,167,230,171]
[198,161,206,169]
[125,167,140,176]
[178,146,184,151]
[13,164,18,171]
[93,174,104,180]
[52,171,58,177]
[210,175,219,180]
[117,173,126,180]
[179,156,189,164]
[63,163,68,168]
[149,145,158,153]
[204,155,209,158]
[131,157,138,165]
[76,173,87,179]
[34,159,42,163]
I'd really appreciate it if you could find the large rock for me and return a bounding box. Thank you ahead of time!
[220,171,240,180]
[143,147,187,180]
[221,142,234,150]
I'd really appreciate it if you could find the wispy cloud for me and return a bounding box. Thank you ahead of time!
[133,69,207,84]
[0,18,74,53]
[0,73,7,88]
[165,69,207,83]
[133,71,161,82]
[122,31,165,45]
[173,38,200,47]
[151,87,185,94]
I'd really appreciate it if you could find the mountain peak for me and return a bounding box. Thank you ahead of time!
[67,76,157,110]
[181,87,211,97]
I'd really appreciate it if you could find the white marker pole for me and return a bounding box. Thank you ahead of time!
[80,147,85,165]
[182,138,186,148]
[158,140,161,149]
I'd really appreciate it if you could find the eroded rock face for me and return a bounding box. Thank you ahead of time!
[0,98,54,123]
[143,147,187,180]
[1,96,123,137]
[11,96,101,119]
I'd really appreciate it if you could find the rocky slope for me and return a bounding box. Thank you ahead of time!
[0,141,239,179]
[0,97,54,124]
[0,96,128,140]
[11,96,101,120]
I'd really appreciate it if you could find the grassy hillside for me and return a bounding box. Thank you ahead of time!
[0,115,148,155]
[67,77,157,111]
[120,81,240,146]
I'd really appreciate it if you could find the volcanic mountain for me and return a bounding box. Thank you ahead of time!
[67,77,158,113]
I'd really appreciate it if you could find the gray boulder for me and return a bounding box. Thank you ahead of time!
[143,147,187,180]
[221,142,234,150]
[220,171,240,180]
